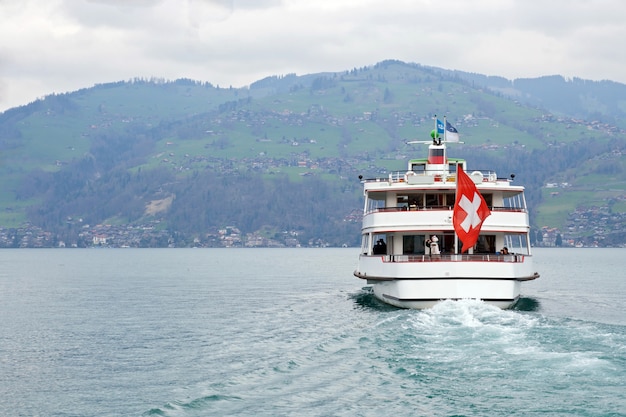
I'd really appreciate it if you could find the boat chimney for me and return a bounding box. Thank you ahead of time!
[427,143,446,165]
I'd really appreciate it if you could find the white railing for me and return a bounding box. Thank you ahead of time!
[377,254,525,263]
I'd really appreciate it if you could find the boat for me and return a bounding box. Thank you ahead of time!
[353,118,540,309]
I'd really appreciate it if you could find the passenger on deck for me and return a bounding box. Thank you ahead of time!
[500,247,509,255]
[373,239,387,255]
[429,235,440,255]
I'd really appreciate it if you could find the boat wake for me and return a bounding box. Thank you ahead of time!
[144,394,243,416]
[511,296,541,311]
[141,296,624,417]
[349,287,397,311]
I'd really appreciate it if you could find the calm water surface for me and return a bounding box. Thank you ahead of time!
[0,248,624,416]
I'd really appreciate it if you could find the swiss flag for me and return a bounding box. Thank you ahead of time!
[453,165,491,253]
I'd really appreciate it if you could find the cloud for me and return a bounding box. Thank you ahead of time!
[1,0,626,111]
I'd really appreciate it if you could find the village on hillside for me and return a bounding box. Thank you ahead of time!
[2,197,624,249]
[0,221,346,249]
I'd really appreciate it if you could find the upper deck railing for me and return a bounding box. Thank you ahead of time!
[380,253,526,263]
[367,205,527,214]
[363,169,502,184]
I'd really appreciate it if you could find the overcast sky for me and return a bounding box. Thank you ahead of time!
[1,0,625,112]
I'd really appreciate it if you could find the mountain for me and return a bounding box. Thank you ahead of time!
[447,70,626,128]
[1,60,624,248]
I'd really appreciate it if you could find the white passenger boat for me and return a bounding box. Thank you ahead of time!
[354,119,540,309]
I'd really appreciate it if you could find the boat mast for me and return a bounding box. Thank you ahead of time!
[454,161,460,255]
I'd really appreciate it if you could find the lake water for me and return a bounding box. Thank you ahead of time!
[0,248,624,416]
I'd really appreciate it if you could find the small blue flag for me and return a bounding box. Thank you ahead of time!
[436,119,444,134]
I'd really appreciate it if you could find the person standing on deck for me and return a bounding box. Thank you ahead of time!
[429,235,440,255]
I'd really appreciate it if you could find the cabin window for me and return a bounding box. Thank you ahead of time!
[503,195,526,210]
[482,193,493,208]
[411,163,426,173]
[396,195,409,210]
[441,234,455,253]
[425,194,442,208]
[360,235,369,255]
[503,233,529,254]
[402,234,458,254]
[403,235,426,254]
[372,234,388,255]
[417,193,455,209]
[365,196,385,213]
[407,194,423,210]
[475,235,496,253]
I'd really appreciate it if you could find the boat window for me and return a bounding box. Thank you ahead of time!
[503,233,529,254]
[396,195,409,210]
[372,235,388,255]
[365,197,385,213]
[475,235,496,253]
[441,234,454,253]
[360,235,369,255]
[408,194,423,210]
[411,163,426,173]
[503,195,525,210]
[482,193,493,207]
[425,194,442,208]
[403,234,457,254]
[403,235,426,254]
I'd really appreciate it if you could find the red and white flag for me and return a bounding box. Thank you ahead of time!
[453,165,491,253]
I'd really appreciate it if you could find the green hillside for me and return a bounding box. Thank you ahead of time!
[1,61,624,247]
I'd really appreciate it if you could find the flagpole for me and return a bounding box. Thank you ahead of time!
[454,161,459,255]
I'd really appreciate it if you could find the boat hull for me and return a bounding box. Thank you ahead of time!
[354,254,538,309]
[368,278,521,309]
